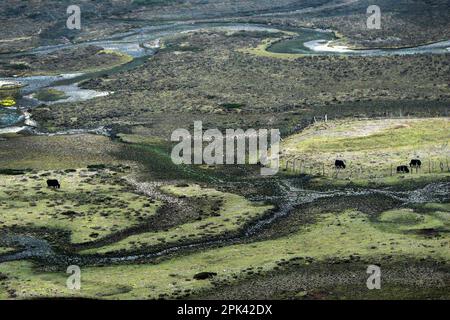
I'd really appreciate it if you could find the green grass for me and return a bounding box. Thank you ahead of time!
[116,139,223,183]
[0,97,16,107]
[377,209,448,233]
[379,209,424,224]
[0,170,161,244]
[237,27,333,59]
[33,88,68,102]
[280,117,450,182]
[267,28,335,54]
[421,202,450,212]
[82,184,272,254]
[1,207,448,299]
[0,247,13,254]
[68,50,133,76]
[298,120,448,152]
[0,134,122,170]
[308,173,450,189]
[237,38,303,60]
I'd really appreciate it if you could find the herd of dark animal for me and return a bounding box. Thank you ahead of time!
[44,159,423,189]
[334,159,422,174]
[398,159,422,173]
[397,159,422,173]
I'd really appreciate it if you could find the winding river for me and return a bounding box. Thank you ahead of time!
[1,21,449,131]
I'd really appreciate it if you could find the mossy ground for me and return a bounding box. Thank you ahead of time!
[198,260,449,300]
[0,134,122,170]
[377,208,449,233]
[82,184,272,254]
[0,169,161,244]
[0,203,448,299]
[237,36,304,60]
[0,247,13,254]
[33,88,68,102]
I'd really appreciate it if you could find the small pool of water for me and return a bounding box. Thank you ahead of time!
[28,84,111,105]
[0,108,23,128]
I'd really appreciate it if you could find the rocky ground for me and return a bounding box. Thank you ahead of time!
[32,29,450,138]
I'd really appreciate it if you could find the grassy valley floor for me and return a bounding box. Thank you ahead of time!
[0,117,448,299]
[0,0,449,300]
[0,204,448,299]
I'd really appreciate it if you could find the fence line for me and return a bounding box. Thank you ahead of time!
[280,157,450,179]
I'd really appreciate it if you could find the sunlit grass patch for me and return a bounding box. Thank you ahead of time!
[33,88,68,102]
[280,117,450,183]
[0,247,14,254]
[0,134,122,170]
[379,209,424,224]
[376,208,449,233]
[82,184,273,254]
[237,38,303,60]
[0,169,161,244]
[421,202,450,212]
[1,208,449,299]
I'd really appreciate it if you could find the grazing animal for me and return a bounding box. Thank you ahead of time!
[410,159,422,169]
[47,179,61,189]
[193,272,217,280]
[397,166,410,174]
[335,160,346,169]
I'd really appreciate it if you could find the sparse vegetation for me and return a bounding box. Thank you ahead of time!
[0,169,161,244]
[0,0,449,301]
[0,46,133,77]
[82,184,272,254]
[0,134,122,170]
[1,206,449,299]
[34,89,68,102]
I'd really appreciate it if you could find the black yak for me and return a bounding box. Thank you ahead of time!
[410,159,422,169]
[335,160,346,169]
[397,166,410,174]
[47,179,61,189]
[193,272,217,280]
